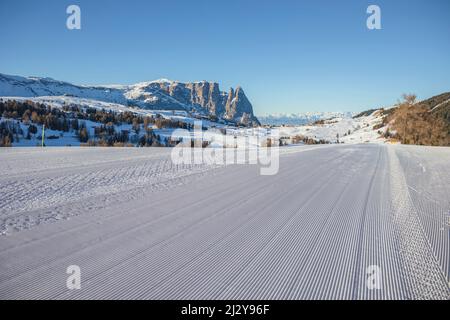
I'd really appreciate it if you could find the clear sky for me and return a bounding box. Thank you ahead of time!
[1,0,449,115]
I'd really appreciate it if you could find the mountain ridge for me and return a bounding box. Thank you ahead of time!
[0,73,260,126]
[258,111,355,126]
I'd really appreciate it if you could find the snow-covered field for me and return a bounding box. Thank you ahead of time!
[278,111,387,144]
[0,145,449,299]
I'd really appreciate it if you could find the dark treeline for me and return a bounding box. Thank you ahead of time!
[0,121,22,147]
[290,135,330,145]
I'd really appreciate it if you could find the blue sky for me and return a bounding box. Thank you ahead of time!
[0,0,449,115]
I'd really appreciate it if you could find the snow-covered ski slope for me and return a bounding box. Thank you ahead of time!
[0,145,449,299]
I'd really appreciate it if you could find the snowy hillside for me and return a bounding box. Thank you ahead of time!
[0,74,127,104]
[0,96,274,148]
[0,74,201,110]
[1,95,214,123]
[278,110,388,144]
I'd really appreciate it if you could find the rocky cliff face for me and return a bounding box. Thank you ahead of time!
[158,81,259,126]
[225,87,255,125]
[0,73,260,126]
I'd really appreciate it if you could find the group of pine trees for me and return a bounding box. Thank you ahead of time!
[0,99,196,147]
[0,121,19,147]
[291,134,330,145]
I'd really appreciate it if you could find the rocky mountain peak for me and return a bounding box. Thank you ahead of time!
[0,73,260,126]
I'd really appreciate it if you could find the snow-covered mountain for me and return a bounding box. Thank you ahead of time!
[257,111,354,126]
[0,73,259,126]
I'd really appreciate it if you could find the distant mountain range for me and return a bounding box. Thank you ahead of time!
[0,73,260,126]
[257,111,354,126]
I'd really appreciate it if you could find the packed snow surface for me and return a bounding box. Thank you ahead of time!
[0,145,449,299]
